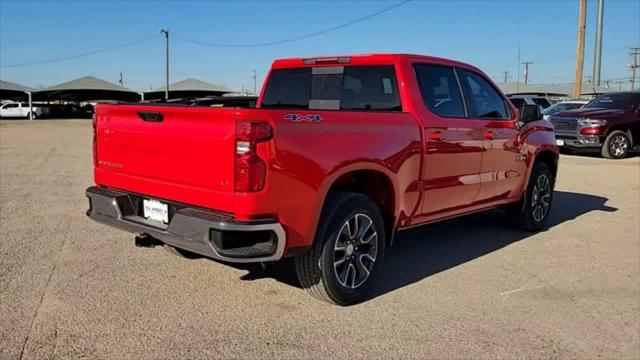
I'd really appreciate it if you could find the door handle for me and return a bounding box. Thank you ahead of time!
[483,131,495,140]
[429,131,445,141]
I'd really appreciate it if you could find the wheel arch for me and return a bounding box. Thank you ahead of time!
[317,165,398,247]
[606,126,634,147]
[533,149,558,180]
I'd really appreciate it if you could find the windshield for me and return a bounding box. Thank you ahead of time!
[584,93,640,110]
[542,102,584,115]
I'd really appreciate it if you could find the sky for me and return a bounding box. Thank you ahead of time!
[1,0,639,92]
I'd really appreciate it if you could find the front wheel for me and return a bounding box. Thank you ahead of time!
[508,162,554,232]
[601,130,631,159]
[295,192,385,305]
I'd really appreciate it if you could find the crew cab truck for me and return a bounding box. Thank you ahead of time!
[86,54,558,305]
[0,102,49,119]
[550,92,640,159]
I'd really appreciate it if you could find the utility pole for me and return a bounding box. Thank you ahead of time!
[252,70,257,95]
[160,29,170,100]
[502,70,510,83]
[630,47,639,91]
[592,0,604,86]
[522,61,533,84]
[119,72,124,87]
[573,0,587,99]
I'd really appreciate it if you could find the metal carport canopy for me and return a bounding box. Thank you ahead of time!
[144,78,231,100]
[34,76,141,102]
[1,80,37,120]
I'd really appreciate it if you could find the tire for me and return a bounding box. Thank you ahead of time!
[601,130,631,159]
[295,192,385,305]
[509,162,554,232]
[163,244,201,259]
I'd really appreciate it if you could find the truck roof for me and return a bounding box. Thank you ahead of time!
[271,53,484,73]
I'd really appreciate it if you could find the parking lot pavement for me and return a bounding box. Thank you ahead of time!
[1,120,638,359]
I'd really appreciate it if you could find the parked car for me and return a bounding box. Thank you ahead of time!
[549,92,640,159]
[86,54,558,305]
[508,95,553,111]
[541,100,587,120]
[0,102,49,118]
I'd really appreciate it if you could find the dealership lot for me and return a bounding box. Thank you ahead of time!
[1,120,638,359]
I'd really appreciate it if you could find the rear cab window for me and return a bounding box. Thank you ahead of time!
[261,66,402,112]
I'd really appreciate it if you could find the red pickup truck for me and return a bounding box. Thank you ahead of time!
[87,54,558,305]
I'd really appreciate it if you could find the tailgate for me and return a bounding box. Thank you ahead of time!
[94,104,237,212]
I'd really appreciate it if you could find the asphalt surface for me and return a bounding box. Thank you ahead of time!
[1,120,639,359]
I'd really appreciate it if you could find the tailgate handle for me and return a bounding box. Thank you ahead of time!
[137,112,163,122]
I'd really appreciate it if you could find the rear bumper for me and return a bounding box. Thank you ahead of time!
[85,186,286,263]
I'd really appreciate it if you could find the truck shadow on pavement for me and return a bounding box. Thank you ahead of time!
[235,191,617,302]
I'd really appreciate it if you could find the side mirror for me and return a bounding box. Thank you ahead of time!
[518,104,542,123]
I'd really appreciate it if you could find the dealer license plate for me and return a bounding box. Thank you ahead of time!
[555,139,565,146]
[143,199,169,223]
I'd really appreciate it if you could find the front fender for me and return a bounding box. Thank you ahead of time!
[519,121,559,197]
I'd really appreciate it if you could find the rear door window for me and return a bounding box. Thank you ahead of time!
[261,66,402,112]
[413,64,466,118]
[340,66,401,111]
[459,70,509,119]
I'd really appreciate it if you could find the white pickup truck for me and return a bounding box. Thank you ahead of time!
[0,102,49,119]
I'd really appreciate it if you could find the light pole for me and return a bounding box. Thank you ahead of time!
[160,29,169,100]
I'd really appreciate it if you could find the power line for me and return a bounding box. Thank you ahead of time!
[175,0,412,48]
[1,36,158,69]
[483,46,629,72]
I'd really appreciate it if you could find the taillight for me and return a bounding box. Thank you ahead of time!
[92,113,97,166]
[235,121,272,192]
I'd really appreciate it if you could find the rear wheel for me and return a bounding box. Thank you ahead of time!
[295,192,385,305]
[601,130,630,159]
[508,162,554,231]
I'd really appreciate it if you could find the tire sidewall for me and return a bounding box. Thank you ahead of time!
[603,131,630,159]
[523,163,554,230]
[317,194,385,305]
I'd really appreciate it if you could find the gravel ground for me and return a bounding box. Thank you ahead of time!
[1,119,639,359]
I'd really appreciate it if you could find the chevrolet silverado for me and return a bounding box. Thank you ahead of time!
[86,54,558,305]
